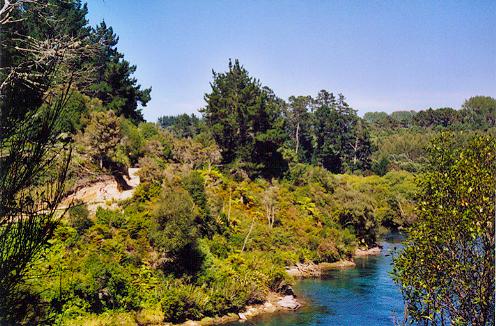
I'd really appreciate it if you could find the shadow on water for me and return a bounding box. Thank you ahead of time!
[231,233,405,326]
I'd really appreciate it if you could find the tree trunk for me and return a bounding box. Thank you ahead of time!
[241,216,255,252]
[295,122,300,155]
[227,186,232,224]
[351,136,359,166]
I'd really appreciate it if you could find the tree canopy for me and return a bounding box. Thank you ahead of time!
[89,21,151,122]
[202,59,287,178]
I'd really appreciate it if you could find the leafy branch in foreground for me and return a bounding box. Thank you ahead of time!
[393,133,495,325]
[0,0,93,320]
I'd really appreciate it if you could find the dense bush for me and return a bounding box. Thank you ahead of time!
[24,141,417,324]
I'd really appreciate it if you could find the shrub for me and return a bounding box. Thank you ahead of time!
[95,208,126,228]
[148,187,204,275]
[161,282,204,322]
[317,238,340,262]
[137,156,165,184]
[182,171,218,237]
[286,163,335,192]
[68,202,92,234]
[135,307,164,325]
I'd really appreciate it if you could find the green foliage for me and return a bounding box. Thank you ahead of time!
[366,96,496,135]
[332,187,377,246]
[0,1,88,320]
[138,122,160,140]
[333,172,416,239]
[120,119,144,164]
[182,171,220,237]
[202,59,288,178]
[317,238,340,262]
[96,207,126,228]
[68,202,92,234]
[461,95,496,129]
[149,188,198,257]
[22,159,418,324]
[89,21,151,123]
[76,110,122,169]
[364,111,391,126]
[413,107,461,128]
[286,163,335,192]
[284,95,314,163]
[372,130,432,172]
[158,113,202,138]
[393,133,495,325]
[57,91,90,133]
[371,156,390,176]
[313,91,372,173]
[10,3,495,325]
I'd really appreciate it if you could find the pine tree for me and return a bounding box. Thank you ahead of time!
[313,90,341,171]
[202,60,287,177]
[89,21,151,123]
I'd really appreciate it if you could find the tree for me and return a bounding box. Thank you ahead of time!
[313,91,372,173]
[393,133,495,325]
[333,187,377,246]
[347,119,372,171]
[284,95,314,163]
[262,182,279,228]
[363,111,395,129]
[26,0,91,38]
[149,187,202,275]
[158,113,201,138]
[182,171,219,237]
[77,110,121,169]
[89,21,151,123]
[461,96,496,129]
[171,137,221,170]
[390,110,416,128]
[202,59,287,177]
[413,107,461,128]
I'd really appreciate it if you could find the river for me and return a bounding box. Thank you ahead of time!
[236,233,405,325]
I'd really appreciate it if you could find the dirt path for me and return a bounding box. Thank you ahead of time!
[62,168,140,213]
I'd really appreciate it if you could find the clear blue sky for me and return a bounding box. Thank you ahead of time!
[86,0,496,122]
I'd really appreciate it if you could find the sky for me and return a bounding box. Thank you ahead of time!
[86,0,496,122]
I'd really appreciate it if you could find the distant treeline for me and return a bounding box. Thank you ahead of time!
[364,96,496,130]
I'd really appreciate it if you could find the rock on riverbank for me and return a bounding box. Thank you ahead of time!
[285,245,383,278]
[285,260,356,278]
[354,246,382,257]
[175,292,302,325]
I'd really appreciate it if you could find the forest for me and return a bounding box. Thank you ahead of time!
[1,1,494,325]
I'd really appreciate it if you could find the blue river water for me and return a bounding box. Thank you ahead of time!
[237,234,405,326]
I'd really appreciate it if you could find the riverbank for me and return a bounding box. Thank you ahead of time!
[171,292,302,326]
[175,246,383,325]
[285,260,356,277]
[244,240,403,325]
[285,246,382,278]
[354,246,382,257]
